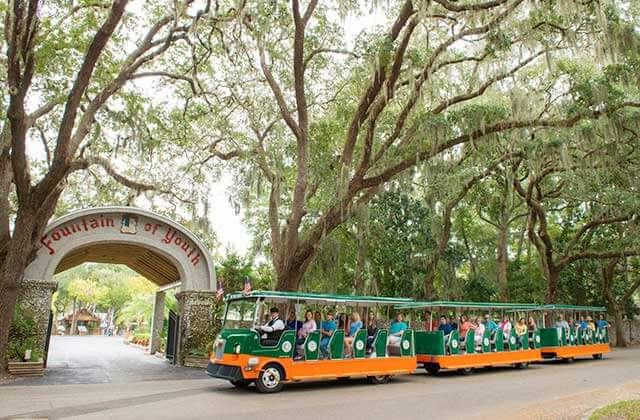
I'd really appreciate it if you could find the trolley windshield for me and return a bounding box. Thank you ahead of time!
[223,298,258,329]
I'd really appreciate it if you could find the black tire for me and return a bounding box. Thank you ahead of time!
[563,357,575,364]
[592,353,603,360]
[425,363,440,375]
[255,364,285,393]
[367,375,390,384]
[230,379,251,389]
[459,367,475,376]
[515,362,529,369]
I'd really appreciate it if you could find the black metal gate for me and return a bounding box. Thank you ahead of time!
[43,311,54,368]
[166,310,180,364]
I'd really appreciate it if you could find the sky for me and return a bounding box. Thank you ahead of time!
[208,172,251,256]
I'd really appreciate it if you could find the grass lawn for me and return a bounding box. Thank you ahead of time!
[590,400,640,420]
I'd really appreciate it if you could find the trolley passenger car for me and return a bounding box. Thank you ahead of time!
[207,291,417,392]
[397,301,543,375]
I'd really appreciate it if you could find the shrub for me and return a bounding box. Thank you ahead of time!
[7,304,42,362]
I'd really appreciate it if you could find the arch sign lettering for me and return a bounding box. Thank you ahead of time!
[25,207,215,291]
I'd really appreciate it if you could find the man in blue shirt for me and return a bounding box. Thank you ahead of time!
[578,316,588,329]
[438,315,453,336]
[319,310,336,358]
[596,314,610,329]
[484,314,498,333]
[389,312,408,345]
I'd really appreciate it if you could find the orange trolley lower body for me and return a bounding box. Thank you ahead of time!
[418,349,541,370]
[540,343,610,360]
[210,353,417,383]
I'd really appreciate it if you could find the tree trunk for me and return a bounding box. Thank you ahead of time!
[496,224,509,300]
[423,258,438,300]
[71,298,78,335]
[0,214,37,372]
[354,221,366,293]
[274,250,315,291]
[612,305,627,348]
[545,268,560,304]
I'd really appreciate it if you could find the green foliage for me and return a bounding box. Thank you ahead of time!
[590,399,640,420]
[462,274,499,302]
[366,191,439,297]
[7,305,42,362]
[216,251,272,292]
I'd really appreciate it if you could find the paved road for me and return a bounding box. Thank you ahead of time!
[1,339,639,419]
[11,335,204,385]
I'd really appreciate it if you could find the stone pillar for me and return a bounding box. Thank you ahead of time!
[176,290,217,365]
[149,290,166,355]
[14,279,58,361]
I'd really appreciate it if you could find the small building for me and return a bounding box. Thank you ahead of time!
[59,309,102,335]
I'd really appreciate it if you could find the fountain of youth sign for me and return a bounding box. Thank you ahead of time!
[20,207,217,366]
[40,212,203,267]
[25,207,214,292]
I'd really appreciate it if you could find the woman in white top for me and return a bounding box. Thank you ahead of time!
[499,315,512,338]
[294,310,317,359]
[474,316,486,346]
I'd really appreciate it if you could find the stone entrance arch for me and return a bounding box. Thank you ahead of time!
[19,207,218,366]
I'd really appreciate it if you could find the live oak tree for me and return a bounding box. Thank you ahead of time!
[513,105,640,303]
[194,0,640,291]
[0,0,229,371]
[600,256,640,347]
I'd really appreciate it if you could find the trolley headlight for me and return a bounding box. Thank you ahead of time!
[245,357,259,371]
[234,343,241,354]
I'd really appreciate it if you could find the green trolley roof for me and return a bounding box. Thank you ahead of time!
[396,300,540,310]
[541,304,607,312]
[225,290,413,305]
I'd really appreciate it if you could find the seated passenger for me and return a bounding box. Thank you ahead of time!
[458,315,475,340]
[527,316,537,334]
[344,312,362,358]
[555,314,569,330]
[474,316,486,346]
[438,315,453,337]
[449,315,458,331]
[294,310,317,360]
[338,313,348,331]
[314,311,322,327]
[578,316,587,330]
[568,317,576,343]
[515,317,527,348]
[499,315,512,339]
[366,312,378,354]
[424,310,438,331]
[388,312,408,346]
[596,314,610,329]
[258,307,285,346]
[286,310,302,331]
[586,316,596,331]
[484,314,498,334]
[319,310,336,358]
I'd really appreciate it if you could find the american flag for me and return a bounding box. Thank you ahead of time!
[215,277,224,300]
[243,277,252,294]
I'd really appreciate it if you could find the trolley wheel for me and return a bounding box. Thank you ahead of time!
[515,362,529,369]
[230,379,251,389]
[563,357,575,364]
[367,375,390,384]
[255,364,285,393]
[459,367,475,376]
[592,353,603,360]
[425,363,440,375]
